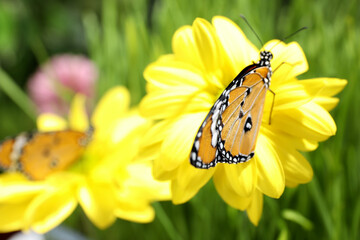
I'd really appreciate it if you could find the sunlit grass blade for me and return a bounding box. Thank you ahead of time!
[153,202,182,240]
[0,68,36,121]
[309,177,334,238]
[282,209,313,230]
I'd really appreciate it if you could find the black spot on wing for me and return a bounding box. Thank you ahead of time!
[244,116,252,133]
[42,147,51,158]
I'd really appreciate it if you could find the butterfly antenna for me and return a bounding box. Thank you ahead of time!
[283,26,308,41]
[267,26,308,53]
[240,14,264,46]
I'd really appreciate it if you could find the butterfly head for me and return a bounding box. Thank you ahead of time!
[258,51,273,67]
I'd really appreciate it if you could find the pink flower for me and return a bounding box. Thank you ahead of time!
[28,54,98,115]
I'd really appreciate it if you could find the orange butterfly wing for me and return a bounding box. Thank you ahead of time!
[0,139,15,169]
[190,51,273,169]
[190,66,264,168]
[218,66,270,163]
[19,130,88,180]
[190,112,218,168]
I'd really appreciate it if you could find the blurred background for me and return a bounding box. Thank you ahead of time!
[0,0,359,239]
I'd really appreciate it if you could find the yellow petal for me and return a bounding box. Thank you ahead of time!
[89,110,149,175]
[108,111,148,146]
[299,78,347,97]
[223,161,256,197]
[299,78,347,111]
[115,204,155,223]
[139,120,175,180]
[313,97,339,111]
[267,41,308,88]
[89,148,130,182]
[37,114,68,131]
[141,120,171,148]
[113,193,156,224]
[171,160,215,204]
[68,94,89,132]
[0,172,27,183]
[124,162,171,201]
[158,113,207,173]
[0,203,27,232]
[279,149,313,184]
[285,180,300,188]
[144,60,208,90]
[172,26,203,70]
[193,18,220,72]
[138,142,160,162]
[77,178,116,229]
[152,151,179,181]
[140,88,212,120]
[0,175,46,204]
[114,163,167,223]
[262,127,313,184]
[213,165,251,210]
[247,189,263,226]
[212,16,259,81]
[273,102,336,141]
[193,18,224,88]
[264,126,319,152]
[271,82,310,111]
[293,138,319,152]
[92,86,130,128]
[255,133,285,198]
[25,186,77,233]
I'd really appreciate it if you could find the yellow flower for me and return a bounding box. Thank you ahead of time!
[0,86,170,233]
[140,16,347,225]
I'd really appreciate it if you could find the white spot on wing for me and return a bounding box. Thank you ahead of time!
[211,101,223,148]
[9,133,30,171]
[195,140,200,150]
[10,134,28,162]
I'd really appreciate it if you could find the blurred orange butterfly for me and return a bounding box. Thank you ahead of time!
[0,129,92,180]
[190,50,273,168]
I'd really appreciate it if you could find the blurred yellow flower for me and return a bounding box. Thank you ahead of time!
[140,16,347,225]
[0,86,170,233]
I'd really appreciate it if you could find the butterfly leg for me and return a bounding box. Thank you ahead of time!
[273,61,303,74]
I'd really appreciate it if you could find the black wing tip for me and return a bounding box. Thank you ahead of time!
[189,152,255,169]
[190,160,217,169]
[189,150,256,169]
[217,151,255,164]
[190,155,217,169]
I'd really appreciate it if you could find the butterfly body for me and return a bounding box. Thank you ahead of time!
[0,130,91,180]
[190,51,273,169]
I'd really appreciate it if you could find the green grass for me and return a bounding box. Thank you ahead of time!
[0,0,359,239]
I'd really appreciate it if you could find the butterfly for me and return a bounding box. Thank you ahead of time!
[0,129,92,180]
[190,50,273,169]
